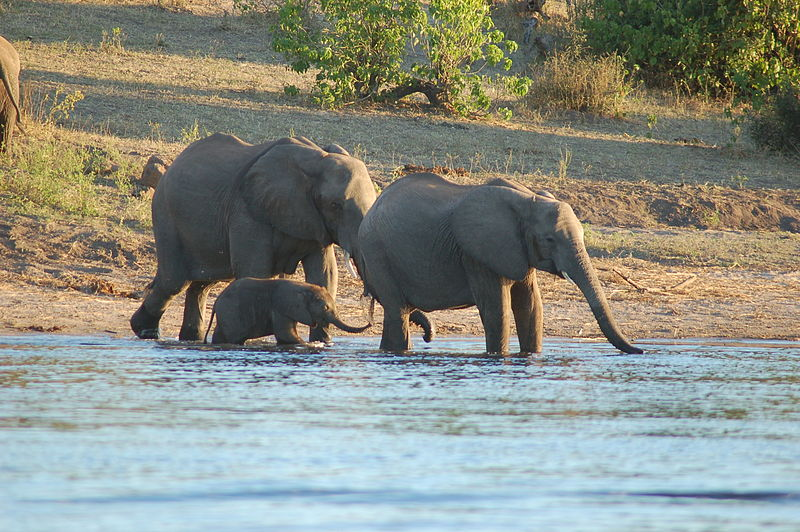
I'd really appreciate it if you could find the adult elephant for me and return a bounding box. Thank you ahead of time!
[130,133,377,342]
[356,172,643,355]
[0,36,23,153]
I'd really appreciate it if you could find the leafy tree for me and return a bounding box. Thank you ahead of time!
[272,0,529,116]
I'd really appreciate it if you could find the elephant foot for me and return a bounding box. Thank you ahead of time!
[137,328,161,340]
[276,338,305,346]
[179,325,203,342]
[130,306,162,339]
[308,327,332,345]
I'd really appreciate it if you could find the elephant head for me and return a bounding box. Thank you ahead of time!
[240,140,377,259]
[451,185,642,354]
[291,285,372,334]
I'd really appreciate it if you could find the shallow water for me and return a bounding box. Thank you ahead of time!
[1,335,799,531]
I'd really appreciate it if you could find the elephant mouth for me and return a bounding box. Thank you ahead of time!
[536,259,559,277]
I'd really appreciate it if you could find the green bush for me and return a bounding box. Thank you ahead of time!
[272,0,529,116]
[525,42,633,115]
[748,85,800,155]
[273,0,419,108]
[0,141,104,216]
[0,139,147,222]
[578,0,800,97]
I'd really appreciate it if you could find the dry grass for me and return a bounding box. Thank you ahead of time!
[525,43,633,116]
[585,226,800,270]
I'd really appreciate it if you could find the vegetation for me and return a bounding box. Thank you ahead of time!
[525,40,633,116]
[578,0,800,98]
[748,85,800,155]
[272,0,530,116]
[0,86,150,226]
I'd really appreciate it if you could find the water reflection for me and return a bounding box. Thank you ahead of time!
[1,335,799,531]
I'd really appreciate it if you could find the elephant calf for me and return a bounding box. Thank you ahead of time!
[204,278,371,345]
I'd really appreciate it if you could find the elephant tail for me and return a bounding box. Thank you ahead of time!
[203,306,217,344]
[0,69,24,131]
[410,310,435,343]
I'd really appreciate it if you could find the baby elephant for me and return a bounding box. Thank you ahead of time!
[205,278,371,345]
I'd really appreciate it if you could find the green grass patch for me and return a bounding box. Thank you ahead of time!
[0,137,151,227]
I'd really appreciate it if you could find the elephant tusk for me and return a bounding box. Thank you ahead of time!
[342,249,359,278]
[562,271,576,286]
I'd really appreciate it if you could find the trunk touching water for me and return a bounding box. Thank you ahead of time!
[563,249,644,354]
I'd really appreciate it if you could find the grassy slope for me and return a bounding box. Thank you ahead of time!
[1,0,799,270]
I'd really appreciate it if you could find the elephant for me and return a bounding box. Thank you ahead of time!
[0,36,23,153]
[130,133,377,343]
[356,172,643,355]
[204,278,371,345]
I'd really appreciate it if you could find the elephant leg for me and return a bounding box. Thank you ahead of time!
[272,312,304,345]
[179,280,217,341]
[302,245,338,343]
[211,328,229,345]
[380,304,412,351]
[465,259,512,354]
[0,108,11,153]
[511,270,543,353]
[130,276,188,339]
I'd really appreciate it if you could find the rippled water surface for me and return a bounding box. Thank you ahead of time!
[2,335,799,531]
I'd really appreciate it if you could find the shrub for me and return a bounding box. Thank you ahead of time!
[525,42,633,115]
[272,0,529,117]
[273,0,419,108]
[748,85,800,156]
[578,0,800,97]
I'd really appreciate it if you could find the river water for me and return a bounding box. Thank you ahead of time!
[1,335,799,531]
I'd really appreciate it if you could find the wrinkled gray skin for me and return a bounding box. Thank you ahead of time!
[205,278,371,345]
[0,36,23,153]
[130,133,377,343]
[357,173,643,355]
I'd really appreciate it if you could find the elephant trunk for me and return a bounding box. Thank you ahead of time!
[563,248,643,354]
[327,312,371,334]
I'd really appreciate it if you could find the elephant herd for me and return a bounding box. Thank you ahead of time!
[2,35,641,354]
[130,133,643,355]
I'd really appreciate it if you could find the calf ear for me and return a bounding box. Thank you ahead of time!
[451,186,532,281]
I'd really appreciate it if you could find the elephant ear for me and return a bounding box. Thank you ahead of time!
[451,185,532,281]
[242,144,332,245]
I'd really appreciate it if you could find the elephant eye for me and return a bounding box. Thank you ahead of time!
[329,201,342,211]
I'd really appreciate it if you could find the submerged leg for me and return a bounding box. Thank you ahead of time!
[511,270,543,353]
